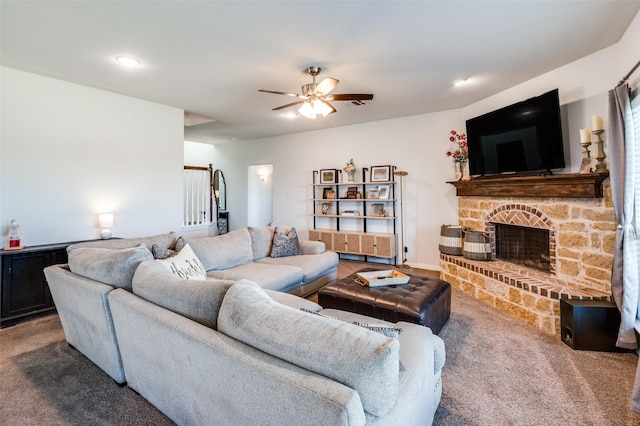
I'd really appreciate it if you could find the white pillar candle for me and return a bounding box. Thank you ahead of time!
[580,128,591,143]
[592,115,603,131]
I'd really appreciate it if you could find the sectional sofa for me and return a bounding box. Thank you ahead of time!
[44,227,446,425]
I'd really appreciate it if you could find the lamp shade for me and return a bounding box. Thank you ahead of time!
[98,213,114,228]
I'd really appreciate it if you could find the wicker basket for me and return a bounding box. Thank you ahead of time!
[439,225,466,256]
[463,231,493,261]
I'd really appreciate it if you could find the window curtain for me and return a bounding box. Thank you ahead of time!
[608,82,640,412]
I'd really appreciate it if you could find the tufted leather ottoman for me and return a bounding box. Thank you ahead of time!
[318,268,451,334]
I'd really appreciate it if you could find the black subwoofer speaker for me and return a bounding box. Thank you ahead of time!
[560,299,622,352]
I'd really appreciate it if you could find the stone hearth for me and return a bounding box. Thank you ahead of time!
[440,183,616,335]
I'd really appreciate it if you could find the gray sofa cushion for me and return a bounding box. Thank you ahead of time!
[217,279,399,416]
[67,231,179,253]
[322,308,446,373]
[298,239,325,255]
[247,226,275,260]
[132,260,234,328]
[188,228,253,271]
[205,262,304,292]
[321,308,446,424]
[255,251,338,284]
[68,245,153,289]
[247,225,296,259]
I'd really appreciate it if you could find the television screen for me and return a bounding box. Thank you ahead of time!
[466,89,565,176]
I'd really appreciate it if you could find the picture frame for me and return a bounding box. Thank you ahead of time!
[579,158,592,174]
[320,169,338,184]
[370,165,391,182]
[322,188,336,199]
[321,203,331,215]
[346,186,359,199]
[366,189,380,199]
[377,185,390,199]
[370,203,387,217]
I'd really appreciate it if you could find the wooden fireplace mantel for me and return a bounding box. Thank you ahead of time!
[448,172,609,198]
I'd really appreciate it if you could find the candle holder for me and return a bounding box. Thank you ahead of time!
[580,139,592,160]
[592,129,608,174]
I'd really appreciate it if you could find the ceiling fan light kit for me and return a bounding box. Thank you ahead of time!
[259,66,373,120]
[299,99,335,119]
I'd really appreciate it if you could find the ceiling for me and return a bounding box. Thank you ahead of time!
[2,1,639,144]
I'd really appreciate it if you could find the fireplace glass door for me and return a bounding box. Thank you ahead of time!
[494,223,550,272]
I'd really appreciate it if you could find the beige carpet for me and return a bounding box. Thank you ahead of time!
[1,260,639,425]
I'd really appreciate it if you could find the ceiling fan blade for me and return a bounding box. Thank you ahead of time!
[258,89,307,99]
[315,77,339,96]
[272,100,305,111]
[324,101,337,116]
[326,94,374,101]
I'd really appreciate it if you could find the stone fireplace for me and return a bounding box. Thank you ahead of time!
[440,175,615,335]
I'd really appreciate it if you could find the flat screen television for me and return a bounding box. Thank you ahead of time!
[466,89,565,176]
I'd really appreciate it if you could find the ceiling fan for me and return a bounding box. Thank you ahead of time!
[259,66,374,119]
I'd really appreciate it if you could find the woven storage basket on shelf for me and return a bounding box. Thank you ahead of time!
[439,225,466,256]
[463,231,493,261]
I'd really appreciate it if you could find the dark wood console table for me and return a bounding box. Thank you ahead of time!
[448,173,609,198]
[1,241,79,327]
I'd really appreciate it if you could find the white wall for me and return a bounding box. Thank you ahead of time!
[0,67,184,245]
[211,109,462,270]
[247,164,273,227]
[184,140,215,167]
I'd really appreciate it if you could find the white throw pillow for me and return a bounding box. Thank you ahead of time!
[155,243,206,280]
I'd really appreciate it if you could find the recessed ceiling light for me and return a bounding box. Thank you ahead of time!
[115,56,141,67]
[283,112,298,118]
[453,78,470,87]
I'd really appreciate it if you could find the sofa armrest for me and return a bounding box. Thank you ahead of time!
[299,239,325,255]
[44,264,126,383]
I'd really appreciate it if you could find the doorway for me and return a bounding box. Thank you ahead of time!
[247,164,273,226]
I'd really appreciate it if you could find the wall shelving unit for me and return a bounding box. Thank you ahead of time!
[310,167,398,263]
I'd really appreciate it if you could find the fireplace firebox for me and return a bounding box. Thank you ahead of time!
[494,223,550,273]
